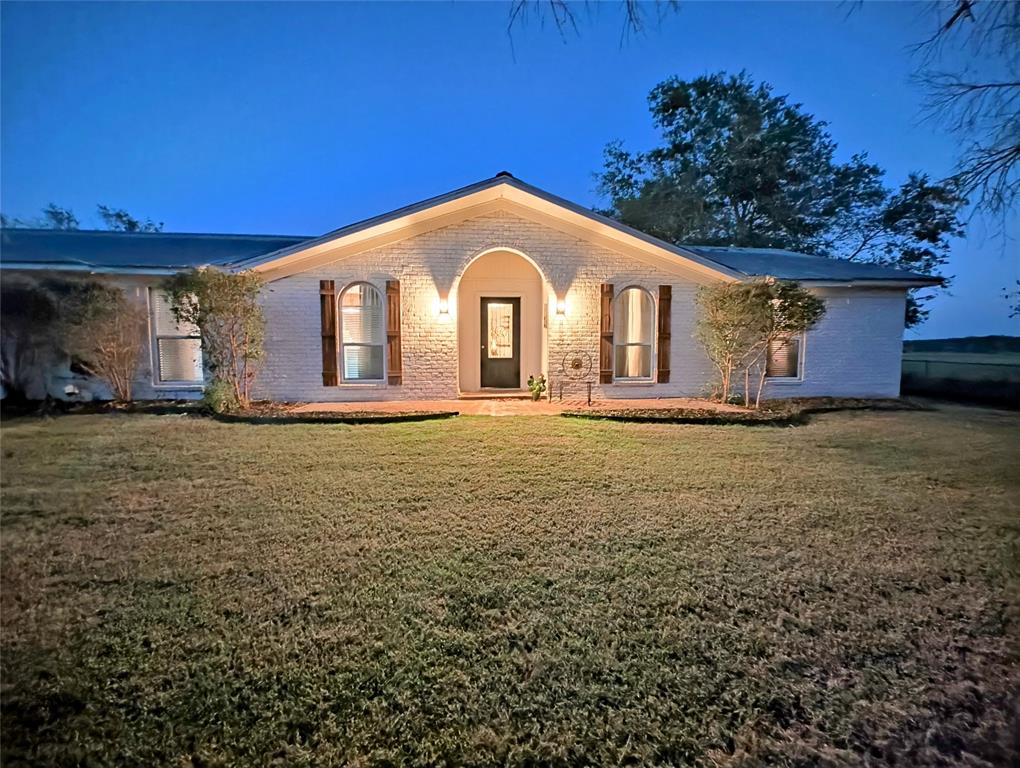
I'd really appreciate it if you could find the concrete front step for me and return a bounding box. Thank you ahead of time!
[458,391,533,401]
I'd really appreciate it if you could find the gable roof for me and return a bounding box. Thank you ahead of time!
[234,173,941,286]
[0,228,309,275]
[0,174,942,286]
[229,172,744,281]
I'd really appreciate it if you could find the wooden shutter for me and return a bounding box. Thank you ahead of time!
[319,280,338,386]
[599,283,614,384]
[657,285,671,383]
[386,280,402,385]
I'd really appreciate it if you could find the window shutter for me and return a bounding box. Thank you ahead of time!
[657,285,671,383]
[386,280,402,385]
[319,280,338,386]
[600,283,614,384]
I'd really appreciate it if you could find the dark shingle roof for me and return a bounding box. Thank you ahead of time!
[230,174,941,285]
[0,176,941,285]
[679,245,938,283]
[0,229,310,273]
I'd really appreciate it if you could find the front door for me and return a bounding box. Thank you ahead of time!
[480,297,521,388]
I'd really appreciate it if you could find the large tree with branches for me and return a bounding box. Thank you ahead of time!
[598,72,966,326]
[509,1,1018,225]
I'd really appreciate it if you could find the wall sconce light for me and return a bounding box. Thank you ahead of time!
[555,298,567,318]
[438,298,450,317]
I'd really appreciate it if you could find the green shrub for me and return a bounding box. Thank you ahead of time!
[202,381,239,414]
[164,268,265,409]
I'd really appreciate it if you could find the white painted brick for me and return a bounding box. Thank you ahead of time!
[255,211,908,402]
[6,212,907,404]
[763,289,906,399]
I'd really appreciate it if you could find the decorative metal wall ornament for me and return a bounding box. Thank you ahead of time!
[556,350,595,405]
[559,351,593,380]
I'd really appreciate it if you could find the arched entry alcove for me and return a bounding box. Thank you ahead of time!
[456,249,546,393]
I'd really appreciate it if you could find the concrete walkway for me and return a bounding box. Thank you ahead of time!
[289,397,744,417]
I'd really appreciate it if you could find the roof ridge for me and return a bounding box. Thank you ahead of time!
[681,244,815,253]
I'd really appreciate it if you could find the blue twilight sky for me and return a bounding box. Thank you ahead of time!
[2,1,1017,338]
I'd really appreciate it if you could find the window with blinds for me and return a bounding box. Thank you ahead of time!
[149,289,203,384]
[340,283,385,381]
[614,287,654,379]
[766,335,802,379]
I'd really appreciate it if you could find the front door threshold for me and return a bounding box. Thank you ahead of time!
[459,390,531,401]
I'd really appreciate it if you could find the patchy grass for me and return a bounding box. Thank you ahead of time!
[1,406,1018,766]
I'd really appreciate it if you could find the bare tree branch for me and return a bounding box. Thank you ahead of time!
[507,0,680,43]
[914,1,1020,218]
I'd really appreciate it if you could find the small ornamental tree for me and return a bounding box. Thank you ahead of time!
[746,281,827,408]
[163,269,265,410]
[64,283,147,402]
[694,282,765,403]
[695,279,826,407]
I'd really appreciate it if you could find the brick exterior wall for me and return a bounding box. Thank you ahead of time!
[763,288,907,399]
[3,212,908,403]
[255,210,908,402]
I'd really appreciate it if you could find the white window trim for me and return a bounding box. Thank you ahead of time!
[612,285,656,383]
[338,281,387,384]
[765,332,806,383]
[147,288,204,389]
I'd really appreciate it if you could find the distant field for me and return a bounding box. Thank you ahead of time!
[903,335,1020,355]
[902,351,1020,383]
[901,337,1020,405]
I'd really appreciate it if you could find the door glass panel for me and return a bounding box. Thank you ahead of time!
[487,302,513,359]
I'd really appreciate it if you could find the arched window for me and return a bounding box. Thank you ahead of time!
[614,287,654,380]
[340,283,385,381]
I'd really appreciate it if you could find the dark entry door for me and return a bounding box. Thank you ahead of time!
[480,297,521,388]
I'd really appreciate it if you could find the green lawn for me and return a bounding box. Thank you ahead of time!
[2,407,1018,766]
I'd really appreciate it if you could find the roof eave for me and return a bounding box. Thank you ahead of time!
[0,261,212,276]
[229,175,511,271]
[784,277,944,288]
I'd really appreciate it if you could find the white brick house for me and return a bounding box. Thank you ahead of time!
[0,173,939,402]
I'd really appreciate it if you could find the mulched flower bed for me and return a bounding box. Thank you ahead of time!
[563,397,932,425]
[1,399,458,425]
[211,401,458,424]
[0,399,205,419]
[214,409,459,425]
